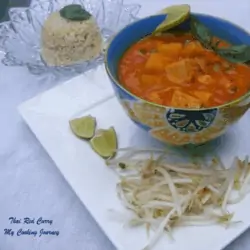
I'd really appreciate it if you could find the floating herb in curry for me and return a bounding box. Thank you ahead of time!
[189,16,213,50]
[189,15,250,64]
[216,45,250,64]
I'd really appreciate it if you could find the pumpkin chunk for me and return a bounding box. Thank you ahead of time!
[171,90,202,108]
[197,75,214,85]
[165,60,194,84]
[141,74,162,85]
[157,43,183,57]
[144,53,166,72]
[193,91,212,103]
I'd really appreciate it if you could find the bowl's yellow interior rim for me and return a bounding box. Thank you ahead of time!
[104,13,250,111]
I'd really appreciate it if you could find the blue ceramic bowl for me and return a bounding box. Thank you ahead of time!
[105,14,250,145]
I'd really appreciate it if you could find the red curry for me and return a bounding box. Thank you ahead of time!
[118,32,250,108]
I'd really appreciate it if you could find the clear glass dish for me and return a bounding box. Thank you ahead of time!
[0,0,140,79]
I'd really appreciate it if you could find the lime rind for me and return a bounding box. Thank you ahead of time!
[69,115,96,139]
[90,127,117,158]
[153,4,191,35]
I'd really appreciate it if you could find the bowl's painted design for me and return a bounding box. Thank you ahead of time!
[220,102,250,124]
[105,14,250,146]
[166,109,217,133]
[124,101,227,145]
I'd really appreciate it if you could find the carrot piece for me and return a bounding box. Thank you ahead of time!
[157,43,183,57]
[171,90,202,108]
[144,53,166,72]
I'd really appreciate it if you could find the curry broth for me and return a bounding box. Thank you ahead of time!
[118,32,250,108]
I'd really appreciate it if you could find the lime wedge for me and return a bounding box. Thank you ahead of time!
[69,115,96,139]
[153,4,191,34]
[90,127,117,158]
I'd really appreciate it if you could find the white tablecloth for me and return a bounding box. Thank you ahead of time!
[0,0,250,249]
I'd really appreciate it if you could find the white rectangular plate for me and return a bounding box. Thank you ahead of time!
[18,1,250,249]
[18,65,250,250]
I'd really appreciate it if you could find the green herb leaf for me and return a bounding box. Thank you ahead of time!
[216,45,250,63]
[214,40,221,48]
[118,162,127,169]
[190,15,250,64]
[60,4,92,21]
[190,16,213,49]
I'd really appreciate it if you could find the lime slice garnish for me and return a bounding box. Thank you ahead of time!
[153,4,191,34]
[90,127,117,158]
[69,115,96,139]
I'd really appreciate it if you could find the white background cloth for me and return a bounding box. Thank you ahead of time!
[0,0,250,249]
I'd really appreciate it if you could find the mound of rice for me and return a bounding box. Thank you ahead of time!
[41,11,102,66]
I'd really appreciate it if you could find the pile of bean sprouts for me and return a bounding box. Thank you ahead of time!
[106,148,250,250]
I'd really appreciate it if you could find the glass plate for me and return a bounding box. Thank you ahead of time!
[0,0,140,79]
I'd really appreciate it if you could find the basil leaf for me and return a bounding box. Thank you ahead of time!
[190,15,250,64]
[216,45,250,63]
[190,16,213,49]
[60,4,92,21]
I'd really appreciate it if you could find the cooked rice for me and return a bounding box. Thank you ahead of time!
[41,11,102,66]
